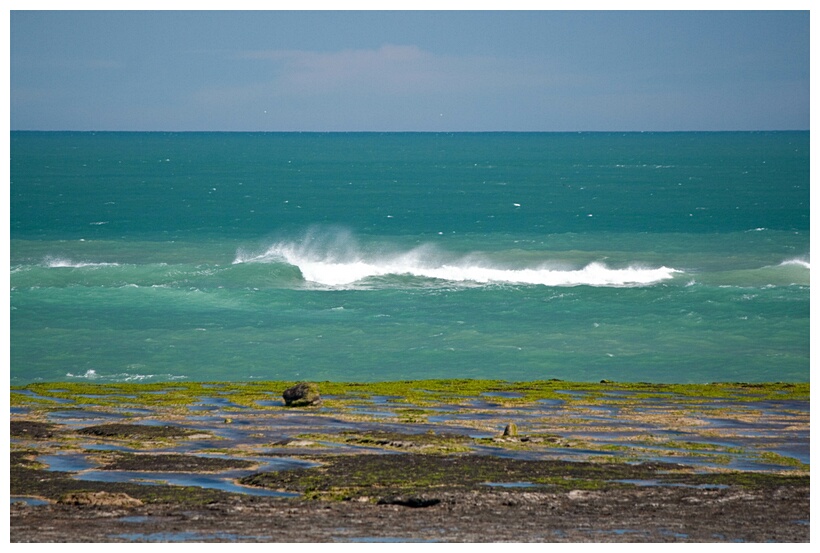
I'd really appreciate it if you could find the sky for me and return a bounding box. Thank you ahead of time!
[8,8,811,131]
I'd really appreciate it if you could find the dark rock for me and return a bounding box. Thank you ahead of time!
[283,382,321,407]
[377,496,441,508]
[77,423,196,439]
[11,420,57,439]
[100,453,255,472]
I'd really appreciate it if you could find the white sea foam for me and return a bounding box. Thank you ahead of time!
[66,369,99,380]
[234,233,681,288]
[779,258,810,269]
[65,369,187,382]
[44,256,119,268]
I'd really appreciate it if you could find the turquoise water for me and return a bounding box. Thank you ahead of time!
[10,132,809,384]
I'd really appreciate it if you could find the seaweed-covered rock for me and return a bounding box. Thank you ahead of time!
[503,423,518,437]
[58,491,143,507]
[283,382,321,407]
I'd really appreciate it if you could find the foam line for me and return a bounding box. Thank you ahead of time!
[234,235,681,288]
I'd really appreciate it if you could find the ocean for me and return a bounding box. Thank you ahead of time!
[9,131,810,385]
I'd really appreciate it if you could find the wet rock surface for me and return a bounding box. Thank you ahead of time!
[11,450,232,506]
[10,448,809,542]
[99,452,257,473]
[11,420,58,439]
[77,423,200,439]
[10,483,809,542]
[10,381,810,542]
[239,453,806,501]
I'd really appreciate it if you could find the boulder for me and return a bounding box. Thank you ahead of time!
[502,423,518,437]
[283,382,321,407]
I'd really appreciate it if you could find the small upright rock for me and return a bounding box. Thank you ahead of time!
[503,423,518,437]
[283,382,321,407]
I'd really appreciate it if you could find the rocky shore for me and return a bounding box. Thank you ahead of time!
[10,481,810,543]
[10,380,810,542]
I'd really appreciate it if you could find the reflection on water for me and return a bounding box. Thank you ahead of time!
[80,470,298,497]
[11,496,50,506]
[613,479,730,490]
[38,451,312,498]
[483,481,538,488]
[110,531,266,542]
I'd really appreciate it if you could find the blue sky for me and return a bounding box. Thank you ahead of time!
[9,9,810,131]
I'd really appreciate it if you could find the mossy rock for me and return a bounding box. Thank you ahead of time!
[283,382,321,407]
[503,423,518,437]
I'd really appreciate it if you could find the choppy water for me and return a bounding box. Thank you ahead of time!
[10,132,809,384]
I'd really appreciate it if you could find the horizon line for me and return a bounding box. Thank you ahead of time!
[10,129,810,133]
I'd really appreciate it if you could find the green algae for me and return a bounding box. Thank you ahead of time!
[473,435,569,451]
[660,441,745,454]
[394,408,432,423]
[757,451,810,470]
[11,392,57,406]
[11,380,809,413]
[10,378,809,483]
[239,453,807,502]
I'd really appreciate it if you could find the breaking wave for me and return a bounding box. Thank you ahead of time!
[779,258,810,270]
[233,231,681,288]
[690,257,810,288]
[43,256,120,268]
